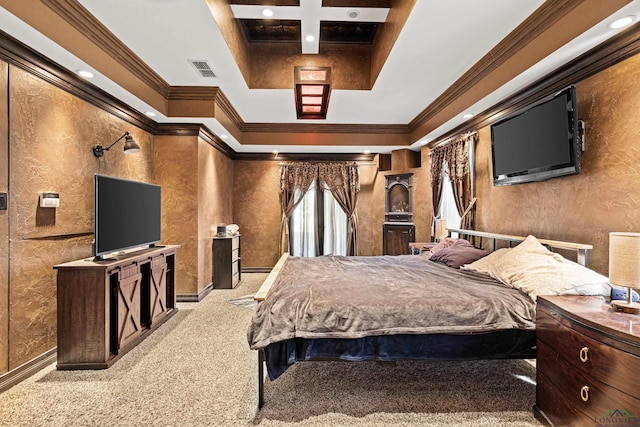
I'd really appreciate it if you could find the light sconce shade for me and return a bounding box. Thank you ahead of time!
[434,219,448,242]
[609,232,640,314]
[93,132,141,157]
[294,66,331,120]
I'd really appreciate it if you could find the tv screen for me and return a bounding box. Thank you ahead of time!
[94,174,161,258]
[491,85,581,186]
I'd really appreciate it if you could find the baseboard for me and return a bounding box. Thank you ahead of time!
[176,269,272,302]
[177,282,214,302]
[0,348,57,394]
[242,267,272,273]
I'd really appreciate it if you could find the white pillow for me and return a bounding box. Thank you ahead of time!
[465,235,608,301]
[461,247,510,277]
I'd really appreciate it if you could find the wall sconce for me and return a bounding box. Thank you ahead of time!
[609,232,640,314]
[93,132,141,157]
[294,66,331,120]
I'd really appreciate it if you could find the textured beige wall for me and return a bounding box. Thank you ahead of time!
[0,61,8,374]
[233,160,281,268]
[198,137,233,291]
[154,135,198,295]
[7,65,155,369]
[476,52,640,275]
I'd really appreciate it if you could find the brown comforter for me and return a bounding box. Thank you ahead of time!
[248,255,536,350]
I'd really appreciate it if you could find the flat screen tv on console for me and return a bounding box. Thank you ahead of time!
[94,174,161,259]
[491,85,582,186]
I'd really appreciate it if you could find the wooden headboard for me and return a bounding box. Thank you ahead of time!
[447,228,593,267]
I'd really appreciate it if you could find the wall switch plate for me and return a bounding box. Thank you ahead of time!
[0,192,7,210]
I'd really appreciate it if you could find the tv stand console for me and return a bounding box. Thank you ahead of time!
[54,245,179,369]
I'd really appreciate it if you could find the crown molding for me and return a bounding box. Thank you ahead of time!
[41,0,170,98]
[241,122,409,134]
[427,21,640,149]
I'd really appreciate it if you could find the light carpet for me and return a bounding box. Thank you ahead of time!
[0,273,542,427]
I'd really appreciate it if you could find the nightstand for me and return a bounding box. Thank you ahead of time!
[534,296,640,426]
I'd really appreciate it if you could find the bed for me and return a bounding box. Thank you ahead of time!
[248,229,604,408]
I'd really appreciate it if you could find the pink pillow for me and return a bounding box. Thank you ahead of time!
[430,239,488,269]
[430,237,469,254]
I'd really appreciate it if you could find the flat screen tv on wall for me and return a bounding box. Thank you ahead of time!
[94,174,161,259]
[491,85,582,186]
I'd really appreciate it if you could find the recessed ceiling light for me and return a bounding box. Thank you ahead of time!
[76,69,94,79]
[347,10,359,19]
[305,35,315,42]
[145,111,156,117]
[610,15,635,29]
[220,134,228,139]
[272,150,279,156]
[363,149,371,154]
[262,8,273,17]
[463,113,475,119]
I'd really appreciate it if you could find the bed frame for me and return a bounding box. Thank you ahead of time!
[253,229,592,408]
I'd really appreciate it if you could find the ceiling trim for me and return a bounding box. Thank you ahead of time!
[40,0,170,98]
[235,152,376,162]
[427,21,640,149]
[241,122,408,134]
[408,0,631,139]
[0,29,157,134]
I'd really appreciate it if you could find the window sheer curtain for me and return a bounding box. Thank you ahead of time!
[429,132,477,236]
[319,162,360,256]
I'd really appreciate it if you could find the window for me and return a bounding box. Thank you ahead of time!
[438,162,461,236]
[290,181,347,257]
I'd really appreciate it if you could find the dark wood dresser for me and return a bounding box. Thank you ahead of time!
[213,234,241,288]
[535,295,640,426]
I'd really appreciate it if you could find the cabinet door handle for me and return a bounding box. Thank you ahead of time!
[580,385,590,402]
[579,346,589,363]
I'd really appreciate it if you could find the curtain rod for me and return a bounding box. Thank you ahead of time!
[430,130,478,150]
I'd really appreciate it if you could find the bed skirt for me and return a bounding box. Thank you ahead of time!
[263,330,537,380]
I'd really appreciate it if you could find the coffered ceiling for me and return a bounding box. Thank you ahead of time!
[0,0,639,154]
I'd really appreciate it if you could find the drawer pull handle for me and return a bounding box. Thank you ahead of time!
[580,386,590,402]
[579,346,589,363]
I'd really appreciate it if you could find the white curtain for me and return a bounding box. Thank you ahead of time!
[438,161,461,237]
[290,181,348,257]
[323,188,347,256]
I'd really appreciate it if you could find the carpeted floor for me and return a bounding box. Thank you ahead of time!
[0,273,542,427]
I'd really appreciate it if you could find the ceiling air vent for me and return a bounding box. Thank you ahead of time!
[188,59,216,78]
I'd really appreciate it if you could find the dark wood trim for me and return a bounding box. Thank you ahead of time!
[198,126,238,159]
[241,122,409,134]
[176,283,214,303]
[41,0,169,97]
[235,152,376,161]
[0,30,157,134]
[409,0,585,132]
[0,348,56,393]
[427,21,640,149]
[242,267,272,273]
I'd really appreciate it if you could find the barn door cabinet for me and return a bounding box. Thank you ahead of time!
[54,245,178,369]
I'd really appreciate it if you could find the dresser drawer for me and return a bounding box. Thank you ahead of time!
[231,236,239,251]
[536,372,593,427]
[537,340,640,419]
[537,306,640,398]
[232,248,240,262]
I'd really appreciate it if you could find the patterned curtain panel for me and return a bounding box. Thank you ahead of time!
[429,131,477,234]
[319,162,361,256]
[279,162,318,254]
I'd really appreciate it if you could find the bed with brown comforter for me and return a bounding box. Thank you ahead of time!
[248,230,597,408]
